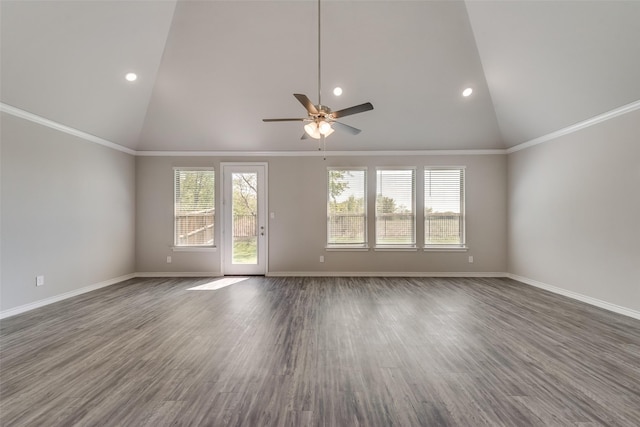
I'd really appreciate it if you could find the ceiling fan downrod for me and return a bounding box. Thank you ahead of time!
[261,0,374,140]
[317,0,322,108]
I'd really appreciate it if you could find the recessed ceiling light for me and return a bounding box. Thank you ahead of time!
[333,87,343,96]
[462,87,473,97]
[125,72,137,82]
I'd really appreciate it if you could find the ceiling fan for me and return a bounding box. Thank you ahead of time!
[262,0,374,140]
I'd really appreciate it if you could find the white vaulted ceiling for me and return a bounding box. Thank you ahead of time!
[2,0,639,153]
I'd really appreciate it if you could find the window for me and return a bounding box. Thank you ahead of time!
[174,168,215,247]
[424,167,465,247]
[327,168,367,247]
[376,168,415,246]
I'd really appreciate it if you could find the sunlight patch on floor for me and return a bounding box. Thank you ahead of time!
[187,277,249,291]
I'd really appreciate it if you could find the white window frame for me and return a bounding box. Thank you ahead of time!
[326,167,369,250]
[423,166,466,251]
[374,167,417,250]
[173,167,216,250]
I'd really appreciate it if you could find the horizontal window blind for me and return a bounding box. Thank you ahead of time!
[376,169,415,245]
[327,169,367,245]
[424,168,464,245]
[174,169,215,246]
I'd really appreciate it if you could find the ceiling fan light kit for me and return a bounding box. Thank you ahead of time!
[262,0,373,142]
[304,120,335,139]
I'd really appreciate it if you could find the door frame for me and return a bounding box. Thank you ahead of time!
[221,162,268,275]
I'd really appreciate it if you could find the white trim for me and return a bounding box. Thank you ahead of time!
[423,246,468,252]
[171,246,217,252]
[0,273,136,320]
[506,99,640,154]
[0,103,137,155]
[1,103,503,157]
[373,247,418,252]
[507,274,640,321]
[4,271,637,321]
[135,272,222,278]
[172,166,215,171]
[325,246,370,252]
[137,149,507,157]
[6,100,640,158]
[267,271,507,278]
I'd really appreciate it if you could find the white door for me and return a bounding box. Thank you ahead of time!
[222,163,267,275]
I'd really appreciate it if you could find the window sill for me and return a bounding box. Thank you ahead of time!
[374,245,418,252]
[423,245,468,252]
[172,246,217,252]
[325,245,369,252]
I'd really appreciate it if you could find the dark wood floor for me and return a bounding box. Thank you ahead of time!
[1,277,639,426]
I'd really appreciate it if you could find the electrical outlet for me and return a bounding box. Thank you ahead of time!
[468,256,474,263]
[319,256,325,263]
[36,275,45,286]
[166,256,172,263]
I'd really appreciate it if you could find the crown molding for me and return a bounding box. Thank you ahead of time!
[5,100,639,158]
[1,103,137,155]
[1,103,505,157]
[135,149,507,157]
[506,99,640,154]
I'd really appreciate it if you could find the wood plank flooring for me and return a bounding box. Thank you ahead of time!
[1,277,639,426]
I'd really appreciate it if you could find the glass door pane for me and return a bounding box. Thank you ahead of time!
[232,172,258,264]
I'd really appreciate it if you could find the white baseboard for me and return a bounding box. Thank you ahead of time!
[4,271,637,322]
[0,272,222,319]
[0,273,136,320]
[135,271,222,278]
[507,274,640,320]
[267,271,508,278]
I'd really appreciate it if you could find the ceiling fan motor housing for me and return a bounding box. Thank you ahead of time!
[313,105,333,119]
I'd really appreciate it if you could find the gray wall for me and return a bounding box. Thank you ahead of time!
[0,113,136,312]
[135,154,507,274]
[3,105,638,315]
[507,110,640,312]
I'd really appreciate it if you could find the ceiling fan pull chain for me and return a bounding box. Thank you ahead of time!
[323,134,327,158]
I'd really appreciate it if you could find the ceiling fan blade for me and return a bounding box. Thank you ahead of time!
[301,132,309,140]
[293,94,319,115]
[331,102,373,119]
[332,121,361,135]
[262,118,307,122]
